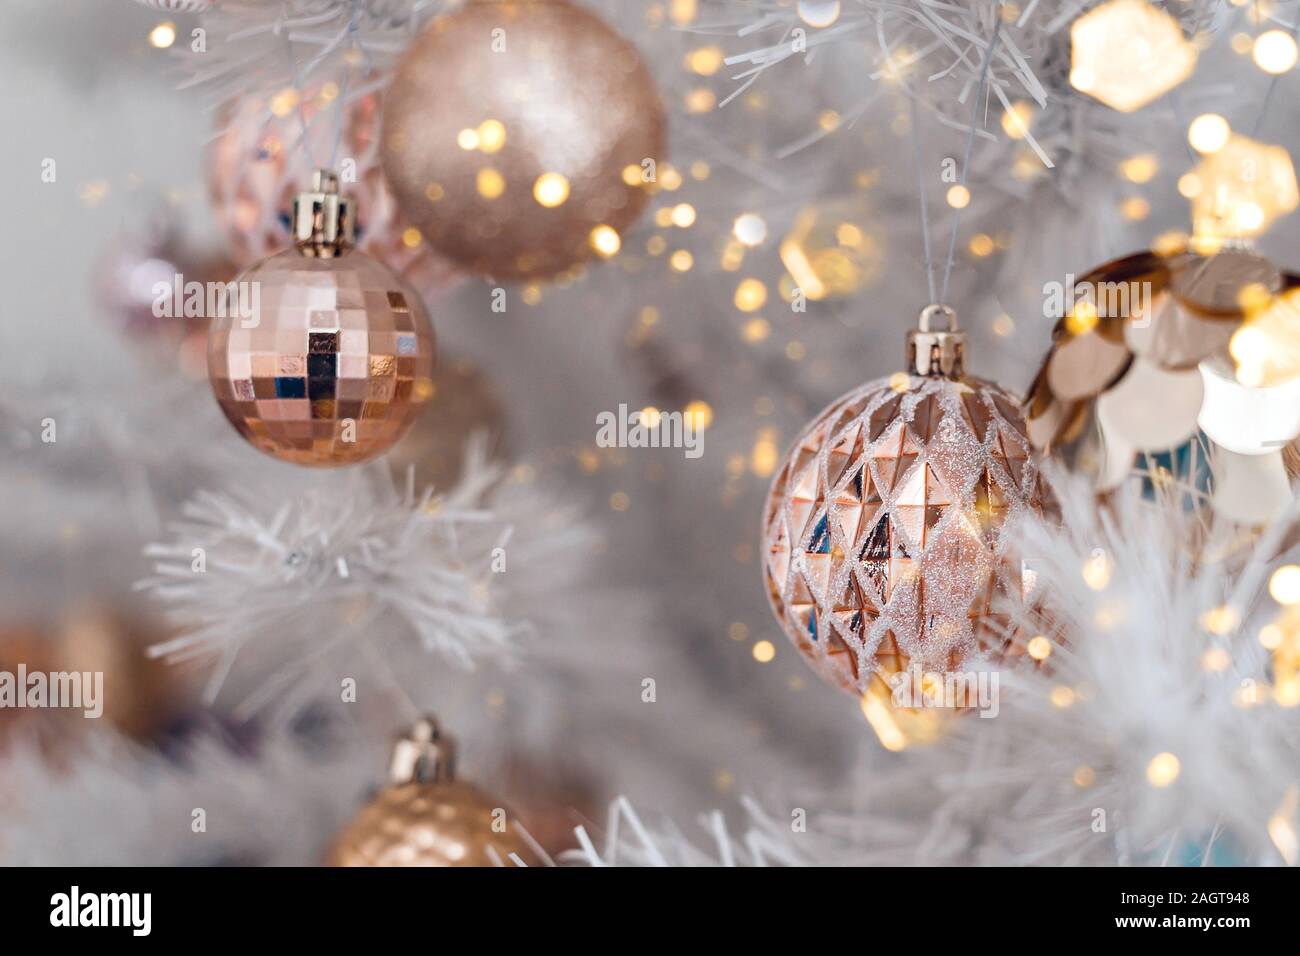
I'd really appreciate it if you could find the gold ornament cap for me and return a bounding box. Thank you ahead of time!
[907,304,966,379]
[292,169,355,258]
[388,716,456,785]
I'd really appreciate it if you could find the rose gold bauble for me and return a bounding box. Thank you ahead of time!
[762,307,1046,698]
[207,171,436,467]
[381,0,667,280]
[326,718,540,867]
[208,90,457,303]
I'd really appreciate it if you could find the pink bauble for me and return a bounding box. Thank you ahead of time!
[762,372,1046,697]
[207,91,457,303]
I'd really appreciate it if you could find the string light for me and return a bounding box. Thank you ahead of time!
[532,172,570,207]
[733,213,767,246]
[588,225,621,257]
[1069,0,1198,112]
[1188,113,1230,154]
[1254,30,1298,74]
[149,21,177,49]
[734,278,767,312]
[1146,752,1181,787]
[1270,565,1300,605]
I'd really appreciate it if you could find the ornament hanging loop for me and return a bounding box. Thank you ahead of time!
[908,304,965,379]
[388,716,456,785]
[292,169,355,259]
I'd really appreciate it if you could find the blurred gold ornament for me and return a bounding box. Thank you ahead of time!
[386,358,509,489]
[207,171,437,467]
[326,717,540,867]
[0,603,178,746]
[762,306,1046,702]
[381,0,666,280]
[779,204,880,301]
[1188,134,1299,242]
[1069,0,1197,113]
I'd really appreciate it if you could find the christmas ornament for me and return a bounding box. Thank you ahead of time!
[386,357,508,490]
[208,91,457,304]
[207,170,437,467]
[762,306,1046,699]
[1068,0,1198,113]
[94,207,234,373]
[381,0,666,280]
[326,717,540,867]
[1024,243,1300,523]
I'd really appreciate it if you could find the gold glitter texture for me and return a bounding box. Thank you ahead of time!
[381,0,667,280]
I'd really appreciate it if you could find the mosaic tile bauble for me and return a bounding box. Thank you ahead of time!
[207,248,436,466]
[762,374,1044,697]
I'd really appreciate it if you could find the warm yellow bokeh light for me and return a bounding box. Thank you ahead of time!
[946,185,971,209]
[1270,565,1300,605]
[733,213,767,246]
[1119,153,1158,183]
[149,21,176,49]
[734,278,768,312]
[476,119,506,153]
[1188,113,1231,154]
[532,172,570,208]
[752,640,776,663]
[1027,635,1053,661]
[1146,752,1181,787]
[589,225,621,257]
[1000,100,1034,140]
[1254,30,1299,74]
[1069,0,1198,112]
[476,167,505,199]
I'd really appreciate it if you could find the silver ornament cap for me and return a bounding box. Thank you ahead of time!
[292,169,356,258]
[907,304,966,379]
[388,716,456,785]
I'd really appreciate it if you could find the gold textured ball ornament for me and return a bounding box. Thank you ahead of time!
[762,307,1047,699]
[381,0,667,280]
[207,170,437,467]
[326,718,540,867]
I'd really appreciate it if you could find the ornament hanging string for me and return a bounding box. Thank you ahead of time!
[1252,15,1300,137]
[909,87,938,306]
[938,16,1003,306]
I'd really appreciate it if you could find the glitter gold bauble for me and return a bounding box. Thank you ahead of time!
[762,306,1045,698]
[207,171,436,467]
[381,0,667,280]
[326,718,540,867]
[208,91,458,304]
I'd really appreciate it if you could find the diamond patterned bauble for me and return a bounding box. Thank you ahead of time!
[762,307,1046,698]
[326,718,540,867]
[381,0,666,280]
[207,171,436,467]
